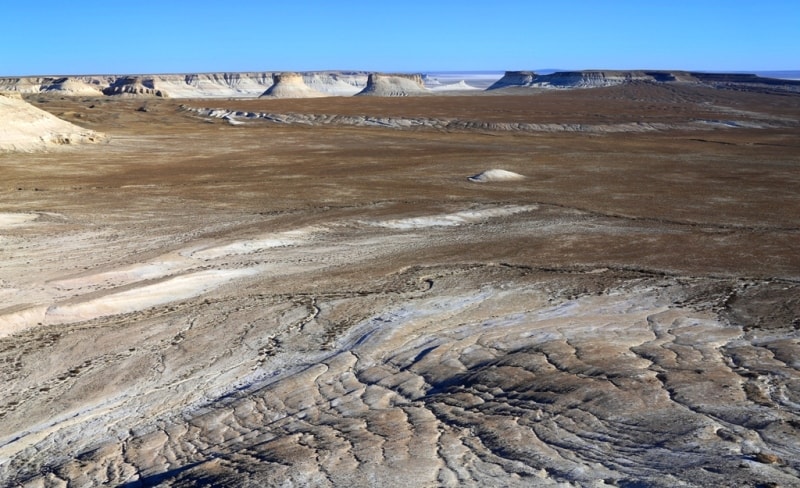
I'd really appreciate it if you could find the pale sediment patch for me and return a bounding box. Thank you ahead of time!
[0,212,38,227]
[0,305,49,338]
[185,227,318,260]
[365,205,537,229]
[52,228,318,291]
[52,259,187,291]
[44,268,260,325]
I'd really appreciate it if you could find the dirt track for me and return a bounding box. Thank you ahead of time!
[1,85,799,487]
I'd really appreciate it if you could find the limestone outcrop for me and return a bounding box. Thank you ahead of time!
[0,72,368,98]
[303,71,368,95]
[40,78,104,96]
[259,72,327,98]
[355,73,429,96]
[102,76,167,97]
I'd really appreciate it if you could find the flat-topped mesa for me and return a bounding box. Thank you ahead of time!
[488,70,656,89]
[355,73,429,96]
[688,71,800,86]
[0,92,105,152]
[540,70,656,87]
[102,76,167,97]
[259,72,327,98]
[486,71,538,90]
[488,69,800,90]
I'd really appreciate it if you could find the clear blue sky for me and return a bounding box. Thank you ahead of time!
[1,0,797,76]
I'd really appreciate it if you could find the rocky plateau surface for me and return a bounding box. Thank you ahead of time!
[0,83,798,487]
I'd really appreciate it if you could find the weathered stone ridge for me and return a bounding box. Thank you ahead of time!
[0,72,370,98]
[488,69,800,90]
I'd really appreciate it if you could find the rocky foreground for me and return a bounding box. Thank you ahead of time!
[0,84,799,487]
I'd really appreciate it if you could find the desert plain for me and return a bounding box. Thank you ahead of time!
[1,75,800,487]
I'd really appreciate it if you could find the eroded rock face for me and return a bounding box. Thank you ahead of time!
[355,73,428,96]
[0,72,369,98]
[41,78,104,96]
[259,72,327,98]
[3,267,798,487]
[1,200,798,487]
[102,76,167,97]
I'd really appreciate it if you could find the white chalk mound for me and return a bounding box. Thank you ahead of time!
[0,92,104,152]
[260,73,327,98]
[42,78,104,96]
[355,73,428,96]
[468,169,526,182]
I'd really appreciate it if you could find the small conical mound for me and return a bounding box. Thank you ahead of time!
[468,169,525,182]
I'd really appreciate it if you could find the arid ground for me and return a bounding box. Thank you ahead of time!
[1,84,799,487]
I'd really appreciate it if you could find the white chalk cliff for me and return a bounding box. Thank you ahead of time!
[259,73,328,98]
[303,71,368,95]
[41,78,104,96]
[355,73,429,96]
[102,76,167,97]
[0,72,370,99]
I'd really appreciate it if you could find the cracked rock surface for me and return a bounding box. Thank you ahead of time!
[1,86,799,487]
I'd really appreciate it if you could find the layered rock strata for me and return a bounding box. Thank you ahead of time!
[355,73,429,96]
[259,72,328,98]
[0,72,369,98]
[102,76,167,97]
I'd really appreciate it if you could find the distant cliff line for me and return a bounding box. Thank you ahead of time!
[1,69,798,98]
[487,70,800,90]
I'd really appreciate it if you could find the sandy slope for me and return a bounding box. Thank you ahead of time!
[0,93,103,152]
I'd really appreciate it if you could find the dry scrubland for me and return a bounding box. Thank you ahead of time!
[1,83,800,487]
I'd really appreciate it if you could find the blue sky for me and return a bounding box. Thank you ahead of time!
[1,1,797,76]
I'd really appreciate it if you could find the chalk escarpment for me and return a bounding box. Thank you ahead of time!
[259,73,327,98]
[102,76,167,97]
[356,73,429,96]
